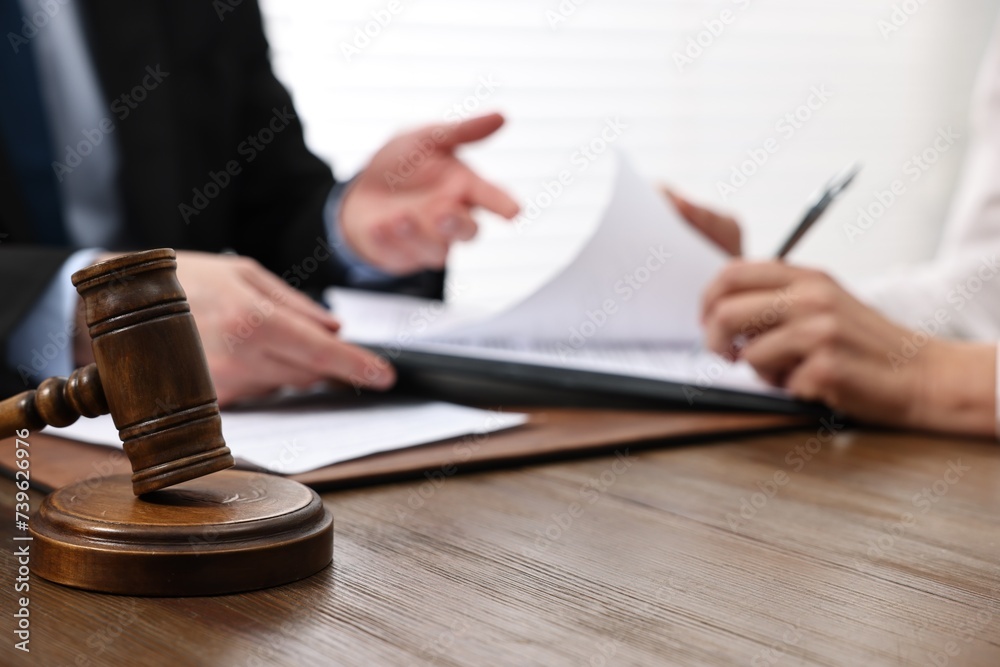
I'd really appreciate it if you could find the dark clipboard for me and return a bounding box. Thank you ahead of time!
[377,347,826,416]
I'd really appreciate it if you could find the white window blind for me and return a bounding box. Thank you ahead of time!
[260,0,999,310]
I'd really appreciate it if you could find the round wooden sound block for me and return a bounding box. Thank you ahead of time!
[30,470,333,596]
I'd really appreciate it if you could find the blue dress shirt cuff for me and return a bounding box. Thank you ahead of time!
[324,179,397,286]
[6,249,102,387]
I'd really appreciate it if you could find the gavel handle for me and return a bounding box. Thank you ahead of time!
[0,365,109,438]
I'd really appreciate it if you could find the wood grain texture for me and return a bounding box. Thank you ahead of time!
[2,427,999,666]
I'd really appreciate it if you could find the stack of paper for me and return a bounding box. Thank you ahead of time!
[46,395,528,475]
[328,153,789,402]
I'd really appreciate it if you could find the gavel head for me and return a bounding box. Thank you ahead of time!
[72,249,234,495]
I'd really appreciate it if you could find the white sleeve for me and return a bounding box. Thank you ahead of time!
[851,15,1000,342]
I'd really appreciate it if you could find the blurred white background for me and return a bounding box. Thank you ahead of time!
[260,0,999,310]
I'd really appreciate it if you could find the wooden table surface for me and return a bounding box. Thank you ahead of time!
[2,426,999,666]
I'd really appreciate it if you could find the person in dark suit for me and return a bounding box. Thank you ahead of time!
[0,0,518,403]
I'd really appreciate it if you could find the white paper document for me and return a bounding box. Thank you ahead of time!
[328,153,788,401]
[45,397,528,475]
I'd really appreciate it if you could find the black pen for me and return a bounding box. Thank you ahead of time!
[775,163,861,259]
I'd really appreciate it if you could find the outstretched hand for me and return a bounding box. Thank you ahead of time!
[340,113,520,274]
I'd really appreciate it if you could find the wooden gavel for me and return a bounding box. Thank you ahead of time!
[0,248,234,494]
[4,248,333,596]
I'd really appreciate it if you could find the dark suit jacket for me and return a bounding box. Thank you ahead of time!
[0,0,442,397]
